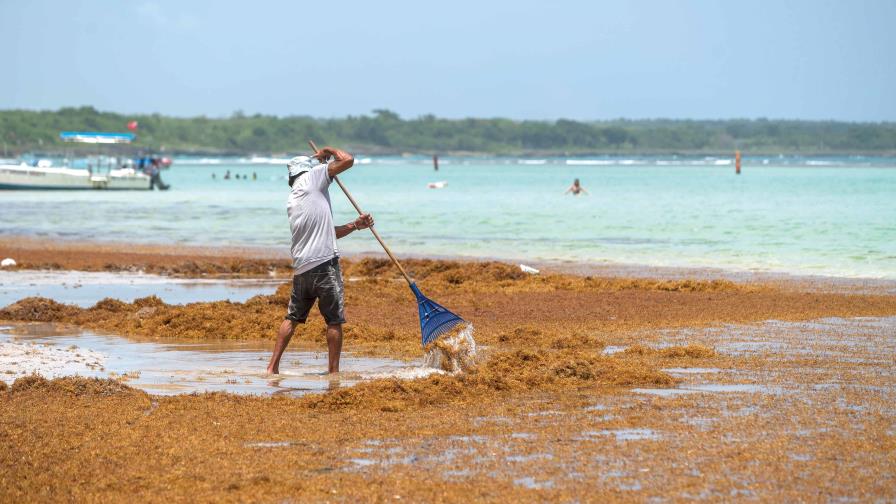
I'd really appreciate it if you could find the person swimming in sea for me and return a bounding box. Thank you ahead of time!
[565,178,589,196]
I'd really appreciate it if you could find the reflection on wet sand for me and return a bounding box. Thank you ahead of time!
[0,323,440,395]
[0,269,281,307]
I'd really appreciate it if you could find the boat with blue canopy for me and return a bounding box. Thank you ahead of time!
[0,131,170,190]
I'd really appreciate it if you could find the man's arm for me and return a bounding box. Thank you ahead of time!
[335,213,374,239]
[314,146,354,178]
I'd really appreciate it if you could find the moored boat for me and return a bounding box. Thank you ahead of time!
[0,131,170,190]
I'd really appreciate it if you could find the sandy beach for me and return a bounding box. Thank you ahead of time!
[4,2,894,500]
[2,238,896,501]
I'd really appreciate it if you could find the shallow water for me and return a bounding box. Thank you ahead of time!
[581,428,661,442]
[3,155,895,278]
[662,367,722,374]
[634,384,780,396]
[0,323,438,395]
[629,316,896,399]
[686,383,779,394]
[632,388,704,397]
[0,270,281,307]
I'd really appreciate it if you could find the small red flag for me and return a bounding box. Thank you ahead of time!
[127,121,138,131]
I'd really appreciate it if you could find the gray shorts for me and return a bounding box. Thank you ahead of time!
[285,258,346,325]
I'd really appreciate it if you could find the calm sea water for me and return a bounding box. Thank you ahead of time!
[2,156,895,279]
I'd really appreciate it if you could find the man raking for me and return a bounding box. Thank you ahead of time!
[266,146,373,374]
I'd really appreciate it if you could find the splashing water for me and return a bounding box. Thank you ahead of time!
[423,324,477,373]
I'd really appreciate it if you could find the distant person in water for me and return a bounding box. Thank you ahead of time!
[252,172,257,180]
[223,170,231,180]
[211,173,216,180]
[565,178,589,196]
[267,146,373,375]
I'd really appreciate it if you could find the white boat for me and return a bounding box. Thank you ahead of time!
[0,131,170,190]
[0,163,160,190]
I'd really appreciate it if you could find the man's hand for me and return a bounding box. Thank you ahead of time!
[312,148,333,163]
[353,213,374,230]
[318,146,353,178]
[335,213,374,239]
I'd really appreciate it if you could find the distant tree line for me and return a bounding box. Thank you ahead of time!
[1,106,894,156]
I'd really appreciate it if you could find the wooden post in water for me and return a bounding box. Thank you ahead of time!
[735,150,742,175]
[433,154,439,171]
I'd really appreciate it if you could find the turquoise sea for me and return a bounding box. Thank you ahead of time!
[2,155,895,279]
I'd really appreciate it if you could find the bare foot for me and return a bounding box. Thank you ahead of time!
[266,367,279,375]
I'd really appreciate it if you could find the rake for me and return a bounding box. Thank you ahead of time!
[308,140,467,346]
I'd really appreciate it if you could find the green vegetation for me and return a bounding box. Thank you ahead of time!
[1,106,895,155]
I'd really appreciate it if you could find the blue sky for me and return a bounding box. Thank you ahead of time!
[3,0,894,121]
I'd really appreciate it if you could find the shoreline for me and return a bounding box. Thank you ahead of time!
[3,235,896,360]
[2,234,894,295]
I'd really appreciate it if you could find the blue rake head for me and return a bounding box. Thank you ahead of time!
[409,282,466,347]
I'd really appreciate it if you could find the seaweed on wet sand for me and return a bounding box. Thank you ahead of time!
[0,298,80,322]
[624,343,717,359]
[1,251,895,500]
[6,317,891,503]
[3,270,894,364]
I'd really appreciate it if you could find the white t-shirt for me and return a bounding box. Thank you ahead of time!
[287,163,338,274]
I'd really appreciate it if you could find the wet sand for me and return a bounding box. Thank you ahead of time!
[2,238,896,501]
[0,236,292,278]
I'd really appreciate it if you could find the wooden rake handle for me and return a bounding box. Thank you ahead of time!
[308,140,414,285]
